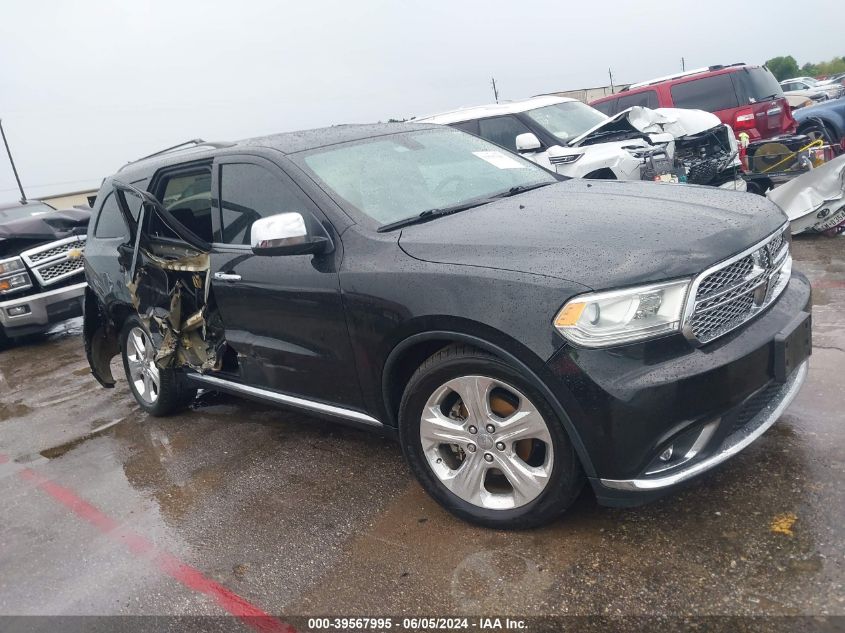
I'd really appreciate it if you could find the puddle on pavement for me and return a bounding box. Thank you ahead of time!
[0,401,32,421]
[39,417,127,459]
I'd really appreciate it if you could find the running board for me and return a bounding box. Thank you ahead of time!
[187,373,383,428]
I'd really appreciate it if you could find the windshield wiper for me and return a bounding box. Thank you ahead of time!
[492,181,555,198]
[751,93,780,103]
[377,199,493,233]
[377,182,556,233]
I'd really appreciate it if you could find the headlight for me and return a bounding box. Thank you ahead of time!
[0,257,32,294]
[0,272,33,294]
[554,279,691,347]
[549,153,583,165]
[0,257,25,276]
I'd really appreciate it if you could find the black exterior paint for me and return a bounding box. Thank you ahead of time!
[83,123,808,505]
[396,179,785,290]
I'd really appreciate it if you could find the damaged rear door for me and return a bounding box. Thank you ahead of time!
[86,175,223,387]
[116,175,223,374]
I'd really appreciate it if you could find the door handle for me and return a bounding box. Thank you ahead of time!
[213,272,242,282]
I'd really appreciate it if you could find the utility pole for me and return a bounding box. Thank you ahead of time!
[608,68,615,92]
[491,77,499,103]
[681,57,686,71]
[0,119,27,203]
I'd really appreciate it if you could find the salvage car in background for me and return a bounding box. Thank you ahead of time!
[768,154,845,235]
[591,64,796,142]
[780,77,844,102]
[419,96,744,189]
[0,200,89,348]
[818,72,845,89]
[83,124,810,528]
[793,96,845,148]
[784,94,816,110]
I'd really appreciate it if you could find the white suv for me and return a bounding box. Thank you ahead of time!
[779,77,843,102]
[419,95,744,189]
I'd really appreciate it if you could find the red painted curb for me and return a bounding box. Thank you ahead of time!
[4,456,295,633]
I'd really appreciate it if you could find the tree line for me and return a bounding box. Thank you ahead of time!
[765,55,845,80]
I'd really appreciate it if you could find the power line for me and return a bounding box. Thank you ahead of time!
[0,177,101,194]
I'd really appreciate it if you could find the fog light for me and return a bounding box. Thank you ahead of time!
[659,446,674,462]
[7,305,29,317]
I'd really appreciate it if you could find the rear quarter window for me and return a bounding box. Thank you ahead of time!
[670,74,739,111]
[93,193,127,239]
[616,90,659,111]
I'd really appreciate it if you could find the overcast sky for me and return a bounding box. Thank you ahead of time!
[0,0,840,203]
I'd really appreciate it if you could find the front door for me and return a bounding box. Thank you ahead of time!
[208,155,364,410]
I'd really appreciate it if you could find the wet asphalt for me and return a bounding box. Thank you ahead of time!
[0,236,843,627]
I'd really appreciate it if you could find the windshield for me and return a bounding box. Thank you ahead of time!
[300,128,556,226]
[0,202,55,223]
[523,101,608,144]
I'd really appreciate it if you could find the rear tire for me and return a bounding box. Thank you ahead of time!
[120,315,196,416]
[398,344,584,529]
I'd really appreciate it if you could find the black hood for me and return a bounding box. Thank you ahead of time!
[398,179,786,290]
[0,208,90,257]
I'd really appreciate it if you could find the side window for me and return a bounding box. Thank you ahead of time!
[670,75,739,111]
[217,163,311,245]
[152,170,213,242]
[477,116,534,152]
[592,99,617,115]
[93,193,127,239]
[616,90,658,110]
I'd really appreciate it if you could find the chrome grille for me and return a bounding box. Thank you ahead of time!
[26,242,81,263]
[20,236,86,287]
[696,257,754,297]
[686,228,791,344]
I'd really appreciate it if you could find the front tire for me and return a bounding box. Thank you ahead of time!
[120,315,196,416]
[799,121,834,146]
[398,344,584,529]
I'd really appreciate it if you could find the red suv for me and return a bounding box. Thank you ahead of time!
[590,64,797,141]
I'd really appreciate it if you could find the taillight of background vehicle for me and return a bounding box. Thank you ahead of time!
[734,108,756,134]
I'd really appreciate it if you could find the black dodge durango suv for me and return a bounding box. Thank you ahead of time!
[83,123,811,528]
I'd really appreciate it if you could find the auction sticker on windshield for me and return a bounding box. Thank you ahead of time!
[472,150,526,169]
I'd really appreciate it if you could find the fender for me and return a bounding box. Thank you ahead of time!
[796,110,845,142]
[382,330,597,477]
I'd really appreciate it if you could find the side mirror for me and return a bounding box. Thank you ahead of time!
[515,132,542,153]
[251,212,330,256]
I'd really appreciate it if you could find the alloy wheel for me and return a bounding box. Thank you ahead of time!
[419,375,554,510]
[126,326,160,405]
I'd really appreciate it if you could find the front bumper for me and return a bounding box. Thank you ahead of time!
[0,281,86,336]
[544,272,812,506]
[600,359,807,493]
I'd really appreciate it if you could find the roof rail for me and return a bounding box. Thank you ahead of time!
[627,63,749,90]
[119,139,235,171]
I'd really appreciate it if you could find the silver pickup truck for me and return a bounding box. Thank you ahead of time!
[0,200,89,347]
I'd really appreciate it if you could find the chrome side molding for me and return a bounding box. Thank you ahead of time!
[187,373,383,428]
